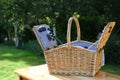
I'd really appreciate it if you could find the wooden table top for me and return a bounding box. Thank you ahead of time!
[14,64,120,80]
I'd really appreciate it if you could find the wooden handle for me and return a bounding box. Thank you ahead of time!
[67,17,81,47]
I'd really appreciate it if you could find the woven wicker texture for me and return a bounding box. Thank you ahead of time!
[33,17,116,76]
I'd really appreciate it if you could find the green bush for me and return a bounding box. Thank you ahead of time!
[23,40,43,56]
[105,34,120,64]
[3,40,14,46]
[80,16,100,41]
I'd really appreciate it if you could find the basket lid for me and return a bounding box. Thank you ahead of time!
[97,22,116,52]
[33,24,57,51]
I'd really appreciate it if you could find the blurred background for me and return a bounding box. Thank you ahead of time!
[0,0,120,64]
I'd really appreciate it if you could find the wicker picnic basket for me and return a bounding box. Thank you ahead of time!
[33,17,116,76]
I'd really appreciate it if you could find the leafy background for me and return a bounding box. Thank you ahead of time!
[0,0,120,64]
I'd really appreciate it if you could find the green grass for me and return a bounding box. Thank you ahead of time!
[0,45,45,80]
[101,65,120,75]
[0,45,120,80]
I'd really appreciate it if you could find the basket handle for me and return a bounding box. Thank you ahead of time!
[67,17,81,47]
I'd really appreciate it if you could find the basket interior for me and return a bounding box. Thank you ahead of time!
[72,41,97,51]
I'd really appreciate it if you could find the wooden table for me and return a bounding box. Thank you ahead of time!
[14,64,120,80]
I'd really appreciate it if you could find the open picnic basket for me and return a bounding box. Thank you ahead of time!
[33,17,116,76]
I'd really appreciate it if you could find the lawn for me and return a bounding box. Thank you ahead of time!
[101,64,120,75]
[0,45,120,80]
[0,45,45,80]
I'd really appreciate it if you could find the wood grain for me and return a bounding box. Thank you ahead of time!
[15,64,120,80]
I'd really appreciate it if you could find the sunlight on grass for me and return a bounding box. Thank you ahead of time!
[0,45,45,80]
[1,53,14,57]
